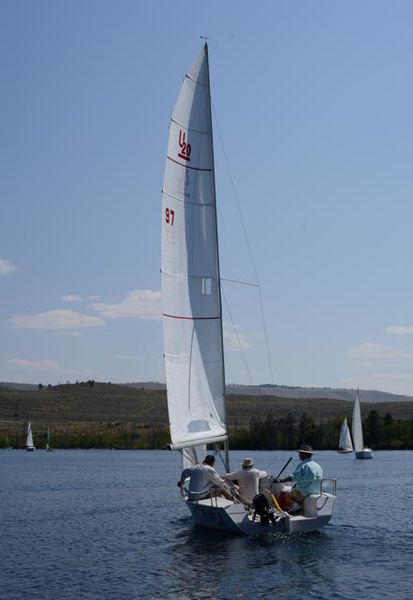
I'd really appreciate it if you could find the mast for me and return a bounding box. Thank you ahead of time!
[204,44,230,471]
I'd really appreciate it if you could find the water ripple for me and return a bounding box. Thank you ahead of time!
[1,449,413,599]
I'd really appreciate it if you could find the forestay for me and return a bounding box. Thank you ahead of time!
[161,45,227,450]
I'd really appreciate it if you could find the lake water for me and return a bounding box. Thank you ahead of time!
[1,449,412,599]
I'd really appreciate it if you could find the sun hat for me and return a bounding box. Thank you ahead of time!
[242,457,254,468]
[297,444,314,455]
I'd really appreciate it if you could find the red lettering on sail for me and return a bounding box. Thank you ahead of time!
[178,130,191,161]
[165,208,175,225]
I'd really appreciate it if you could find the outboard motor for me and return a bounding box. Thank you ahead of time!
[252,493,276,525]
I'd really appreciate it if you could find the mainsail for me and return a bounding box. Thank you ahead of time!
[351,388,364,452]
[161,45,227,450]
[338,417,353,452]
[26,421,34,448]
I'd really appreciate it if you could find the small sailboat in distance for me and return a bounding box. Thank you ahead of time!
[45,427,54,452]
[25,421,35,452]
[338,417,353,453]
[352,388,373,459]
[160,44,337,534]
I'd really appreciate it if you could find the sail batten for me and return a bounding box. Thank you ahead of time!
[161,46,226,450]
[162,189,215,206]
[163,315,220,321]
[166,156,213,172]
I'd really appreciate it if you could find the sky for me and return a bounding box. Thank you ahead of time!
[2,1,413,395]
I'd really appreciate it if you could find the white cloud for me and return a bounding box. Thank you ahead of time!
[61,294,82,302]
[89,289,161,320]
[355,361,377,370]
[348,342,413,360]
[61,330,84,338]
[113,353,142,360]
[386,325,413,335]
[8,358,98,378]
[223,321,250,351]
[9,358,63,371]
[10,309,105,330]
[0,258,17,275]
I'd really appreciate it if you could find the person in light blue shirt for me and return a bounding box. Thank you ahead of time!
[279,445,323,506]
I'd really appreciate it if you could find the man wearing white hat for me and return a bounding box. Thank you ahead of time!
[279,444,323,508]
[223,457,267,505]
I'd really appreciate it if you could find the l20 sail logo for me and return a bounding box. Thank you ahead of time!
[178,130,191,161]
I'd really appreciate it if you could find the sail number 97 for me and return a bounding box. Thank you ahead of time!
[165,208,175,226]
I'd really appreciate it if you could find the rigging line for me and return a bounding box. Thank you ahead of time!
[179,447,197,466]
[220,277,259,288]
[212,102,275,385]
[213,444,230,473]
[221,288,254,386]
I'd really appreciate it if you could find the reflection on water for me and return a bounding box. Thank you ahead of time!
[165,517,338,599]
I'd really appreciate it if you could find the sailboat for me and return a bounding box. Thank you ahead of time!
[352,388,373,459]
[25,421,35,452]
[45,427,54,452]
[161,45,336,534]
[337,417,353,453]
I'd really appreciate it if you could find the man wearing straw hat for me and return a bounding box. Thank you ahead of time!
[279,445,323,509]
[223,457,267,505]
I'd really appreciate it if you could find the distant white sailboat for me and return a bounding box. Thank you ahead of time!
[352,388,373,459]
[338,418,353,453]
[25,421,35,452]
[161,44,337,534]
[45,427,54,452]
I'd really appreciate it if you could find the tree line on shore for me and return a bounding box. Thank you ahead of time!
[2,409,413,450]
[229,410,413,450]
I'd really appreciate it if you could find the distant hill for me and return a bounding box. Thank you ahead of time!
[2,382,413,427]
[3,380,413,403]
[124,382,413,403]
[0,382,38,391]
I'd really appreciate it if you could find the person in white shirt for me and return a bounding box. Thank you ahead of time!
[223,457,267,505]
[178,455,224,500]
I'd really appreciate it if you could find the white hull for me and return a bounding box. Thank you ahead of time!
[185,493,335,535]
[337,448,353,454]
[355,449,373,459]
